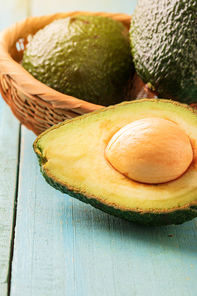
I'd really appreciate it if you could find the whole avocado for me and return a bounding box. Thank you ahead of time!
[130,0,197,104]
[22,15,135,106]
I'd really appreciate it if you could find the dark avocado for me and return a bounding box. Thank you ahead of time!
[130,0,197,104]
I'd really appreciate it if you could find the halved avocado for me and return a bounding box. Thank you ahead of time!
[33,99,197,226]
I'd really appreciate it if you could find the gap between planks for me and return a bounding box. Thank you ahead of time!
[7,125,21,296]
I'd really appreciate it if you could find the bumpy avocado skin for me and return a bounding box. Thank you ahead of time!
[130,0,197,104]
[22,15,134,106]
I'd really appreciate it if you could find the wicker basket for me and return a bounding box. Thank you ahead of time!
[0,11,139,135]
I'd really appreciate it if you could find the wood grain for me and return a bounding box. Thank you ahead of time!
[0,97,20,296]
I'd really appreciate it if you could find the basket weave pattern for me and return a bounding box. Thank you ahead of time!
[0,11,132,135]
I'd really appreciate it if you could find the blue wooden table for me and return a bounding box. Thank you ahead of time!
[1,1,197,296]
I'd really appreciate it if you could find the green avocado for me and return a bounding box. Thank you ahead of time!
[22,15,134,106]
[130,0,197,104]
[33,99,197,226]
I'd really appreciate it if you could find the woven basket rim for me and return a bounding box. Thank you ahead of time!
[0,11,132,111]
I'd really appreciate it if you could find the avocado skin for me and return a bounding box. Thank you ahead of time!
[22,15,135,106]
[38,167,197,226]
[130,0,197,104]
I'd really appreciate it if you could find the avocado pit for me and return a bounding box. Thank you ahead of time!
[105,118,193,184]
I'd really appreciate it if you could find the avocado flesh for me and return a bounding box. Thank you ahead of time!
[34,99,197,226]
[130,0,197,104]
[22,15,134,106]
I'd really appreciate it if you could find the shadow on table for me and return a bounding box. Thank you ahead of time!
[58,194,197,254]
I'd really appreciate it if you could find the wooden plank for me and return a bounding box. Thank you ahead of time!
[0,1,28,295]
[0,97,20,296]
[10,126,197,296]
[31,0,138,16]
